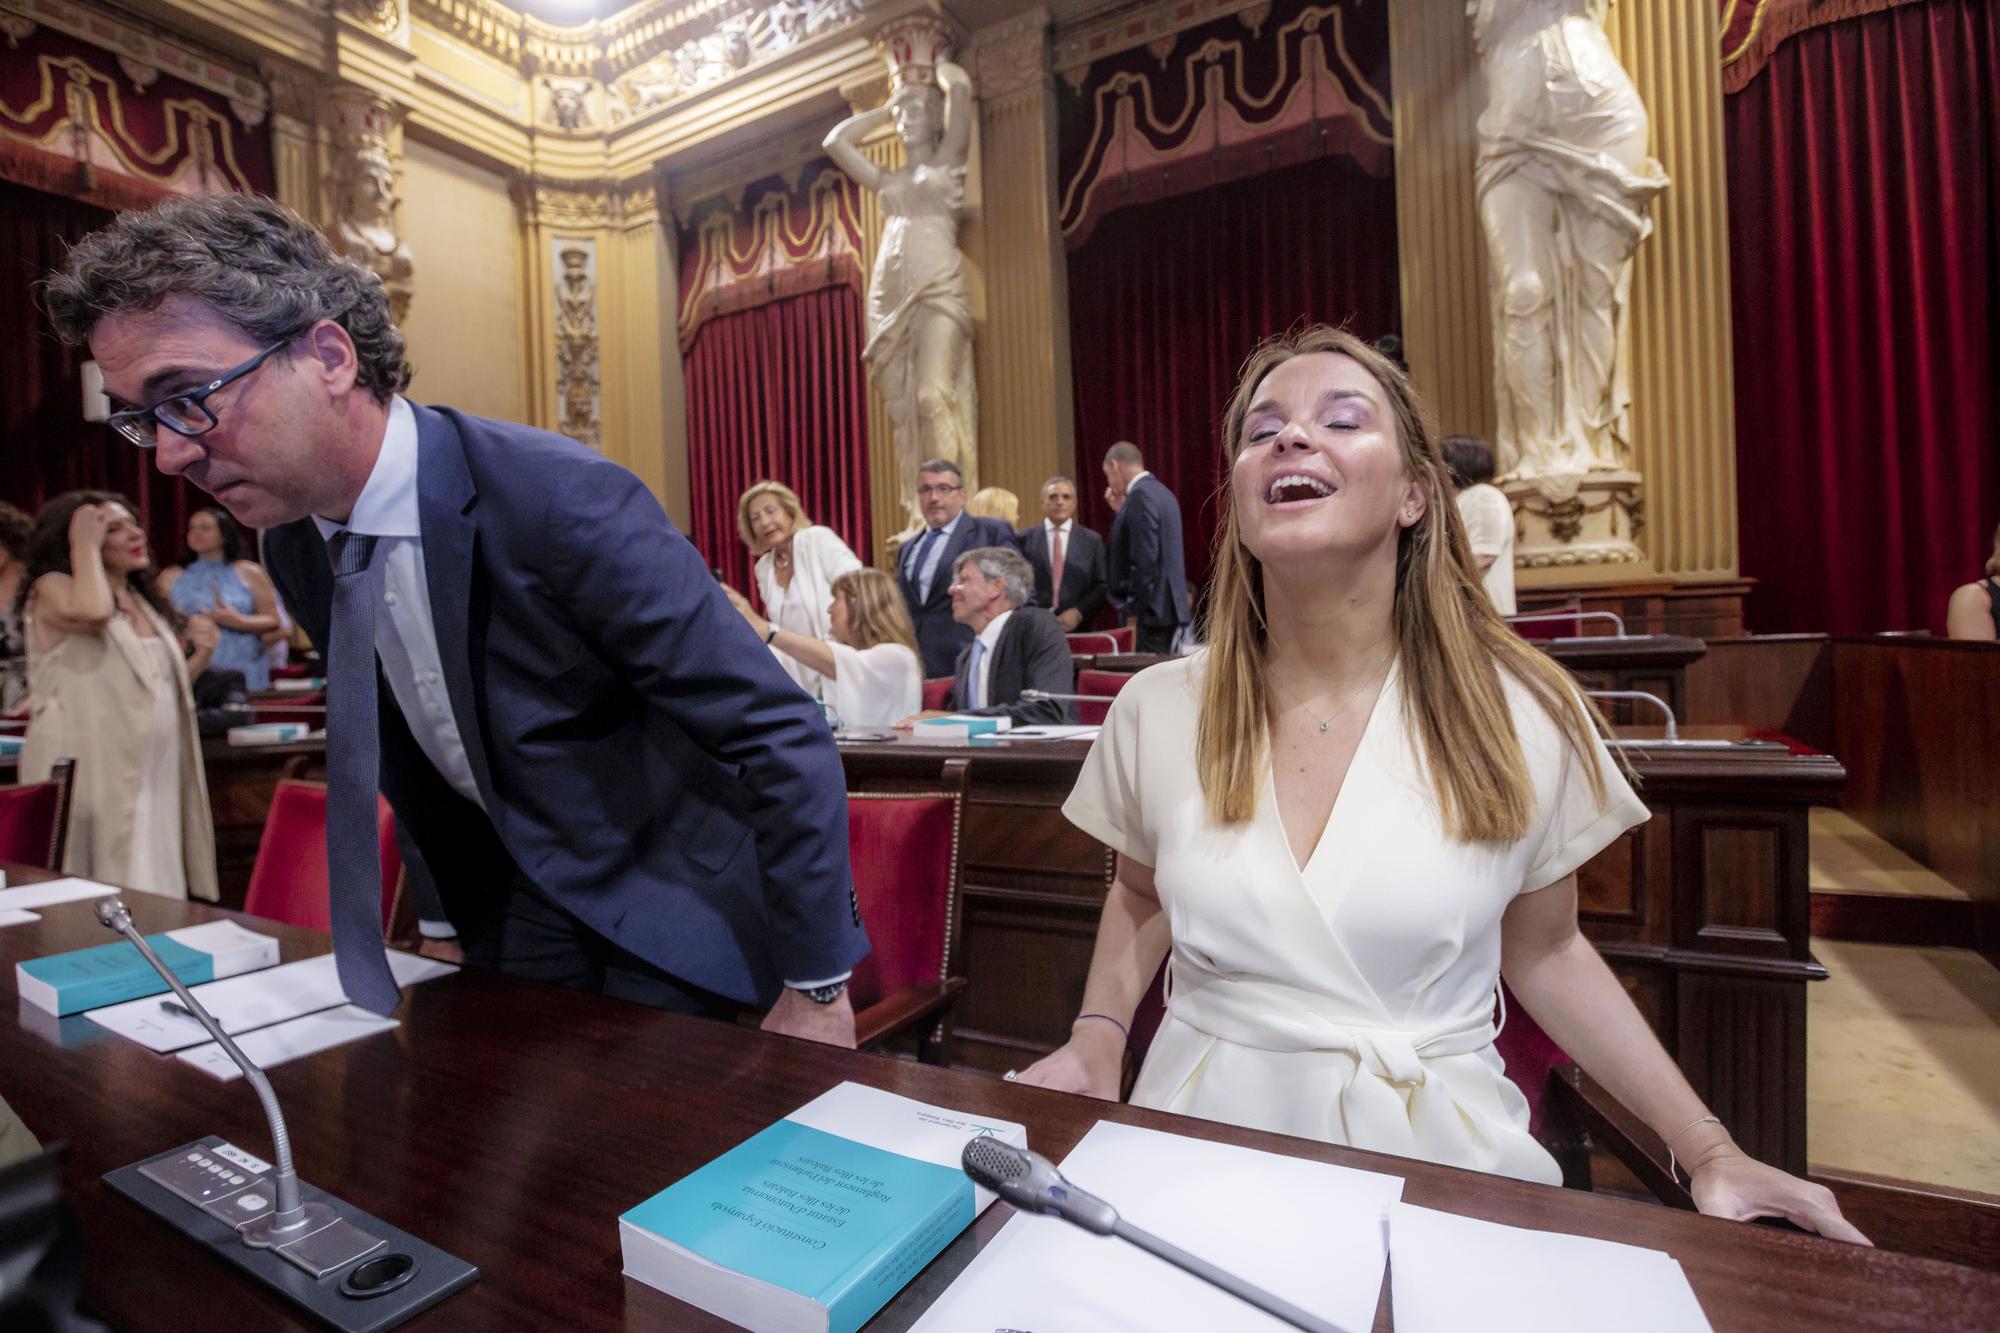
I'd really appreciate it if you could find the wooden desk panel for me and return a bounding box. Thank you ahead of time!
[841,732,1842,1174]
[2,871,1990,1331]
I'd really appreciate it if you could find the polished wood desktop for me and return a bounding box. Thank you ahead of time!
[2,865,1992,1330]
[841,725,1842,1177]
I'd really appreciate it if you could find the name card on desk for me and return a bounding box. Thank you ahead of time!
[912,1120,1404,1333]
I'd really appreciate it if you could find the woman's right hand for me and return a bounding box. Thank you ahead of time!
[67,503,110,550]
[1013,1022,1125,1100]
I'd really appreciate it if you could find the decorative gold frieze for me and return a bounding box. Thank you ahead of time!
[3,0,270,124]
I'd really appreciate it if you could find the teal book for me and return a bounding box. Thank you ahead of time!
[619,1081,1027,1333]
[15,919,278,1016]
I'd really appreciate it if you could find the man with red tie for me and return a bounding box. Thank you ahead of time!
[1016,476,1108,632]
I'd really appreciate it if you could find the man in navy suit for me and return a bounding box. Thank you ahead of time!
[1102,441,1191,653]
[1016,476,1108,631]
[48,194,867,1045]
[897,459,1017,677]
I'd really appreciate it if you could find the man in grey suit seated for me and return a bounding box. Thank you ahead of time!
[894,547,1075,728]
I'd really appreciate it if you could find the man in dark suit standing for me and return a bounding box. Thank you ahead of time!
[895,547,1075,728]
[897,459,1017,677]
[48,194,867,1046]
[1102,441,1192,653]
[1016,475,1107,632]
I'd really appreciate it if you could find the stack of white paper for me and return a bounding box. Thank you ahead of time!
[86,949,456,1051]
[0,909,38,929]
[912,1120,1404,1333]
[0,877,120,912]
[1389,1202,1713,1332]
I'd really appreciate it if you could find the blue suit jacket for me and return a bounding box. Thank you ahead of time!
[896,513,1019,678]
[1106,474,1191,629]
[262,403,869,1005]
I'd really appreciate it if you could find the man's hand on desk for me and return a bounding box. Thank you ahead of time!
[761,987,857,1048]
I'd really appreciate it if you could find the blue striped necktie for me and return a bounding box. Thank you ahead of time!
[324,531,401,1015]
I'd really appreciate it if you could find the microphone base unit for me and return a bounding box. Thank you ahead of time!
[106,1136,478,1332]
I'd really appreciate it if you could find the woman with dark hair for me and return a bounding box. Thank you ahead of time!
[1441,435,1516,615]
[159,507,279,690]
[17,492,218,900]
[1945,521,2000,641]
[0,501,29,714]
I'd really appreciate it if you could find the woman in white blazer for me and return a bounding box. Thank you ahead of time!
[738,481,863,699]
[724,568,922,728]
[18,492,218,900]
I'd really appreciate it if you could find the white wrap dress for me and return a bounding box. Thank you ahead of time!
[1062,652,1647,1184]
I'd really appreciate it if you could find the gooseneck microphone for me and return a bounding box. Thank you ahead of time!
[961,1139,1346,1333]
[94,897,336,1250]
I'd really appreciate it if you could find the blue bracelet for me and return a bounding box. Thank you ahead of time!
[1075,1012,1130,1042]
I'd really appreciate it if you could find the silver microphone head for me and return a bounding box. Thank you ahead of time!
[94,897,133,932]
[961,1139,1119,1234]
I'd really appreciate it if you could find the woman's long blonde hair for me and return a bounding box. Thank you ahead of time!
[831,568,919,654]
[1196,326,1611,842]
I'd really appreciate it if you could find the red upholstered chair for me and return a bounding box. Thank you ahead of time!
[242,779,403,934]
[1121,962,1690,1205]
[1074,670,1136,726]
[0,759,76,871]
[848,760,971,1064]
[251,696,325,727]
[1067,632,1120,655]
[1108,626,1135,652]
[921,677,954,711]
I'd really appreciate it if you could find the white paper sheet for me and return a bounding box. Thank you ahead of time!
[175,1005,400,1080]
[86,950,457,1051]
[0,908,39,928]
[1388,1203,1713,1333]
[0,877,121,911]
[912,1120,1404,1333]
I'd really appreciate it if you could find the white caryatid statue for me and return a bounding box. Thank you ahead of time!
[824,17,977,535]
[1471,0,1668,506]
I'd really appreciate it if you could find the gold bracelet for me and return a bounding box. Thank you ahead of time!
[1666,1113,1722,1184]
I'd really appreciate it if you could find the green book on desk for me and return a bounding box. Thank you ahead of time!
[619,1081,1025,1333]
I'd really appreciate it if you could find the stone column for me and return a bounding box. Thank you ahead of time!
[968,7,1073,522]
[840,73,909,569]
[1387,0,1495,441]
[1603,0,1740,583]
[605,174,694,530]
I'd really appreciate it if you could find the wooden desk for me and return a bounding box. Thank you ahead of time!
[2,868,1989,1331]
[841,727,1842,1176]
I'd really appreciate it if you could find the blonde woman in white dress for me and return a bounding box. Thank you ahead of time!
[724,568,922,729]
[738,481,862,699]
[18,492,218,900]
[1019,327,1865,1242]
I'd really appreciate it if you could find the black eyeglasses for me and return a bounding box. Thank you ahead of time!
[105,337,296,448]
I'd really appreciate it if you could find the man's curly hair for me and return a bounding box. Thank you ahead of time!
[44,193,412,400]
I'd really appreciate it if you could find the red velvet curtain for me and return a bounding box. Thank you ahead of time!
[1726,0,2000,634]
[683,284,872,597]
[0,177,202,565]
[1068,152,1402,594]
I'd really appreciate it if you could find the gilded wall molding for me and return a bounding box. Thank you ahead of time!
[968,5,1046,104]
[2,0,270,124]
[1052,0,1277,81]
[552,236,602,447]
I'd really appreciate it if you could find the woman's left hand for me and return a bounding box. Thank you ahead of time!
[1689,1151,1871,1244]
